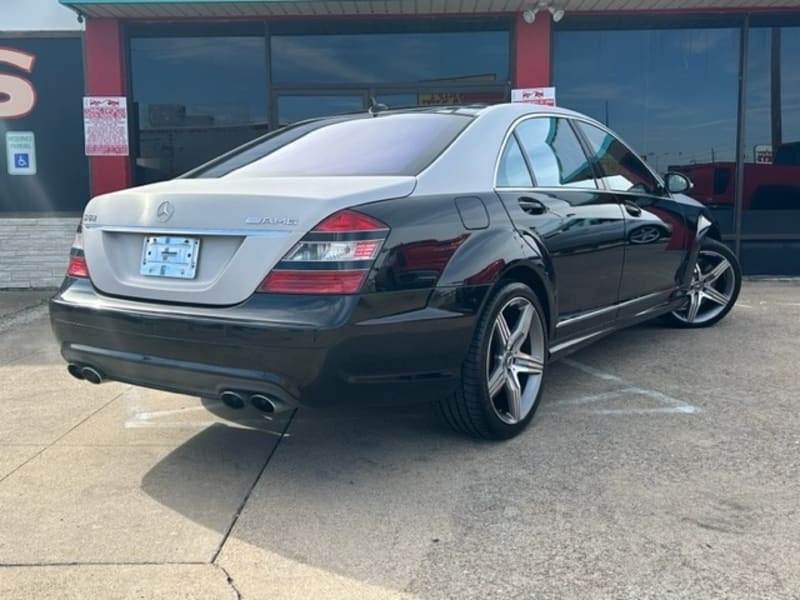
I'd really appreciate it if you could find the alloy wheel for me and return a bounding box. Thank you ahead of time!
[486,296,546,425]
[672,248,736,325]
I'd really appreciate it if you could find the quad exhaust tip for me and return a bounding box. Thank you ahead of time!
[67,364,104,384]
[220,390,282,414]
[220,390,246,410]
[65,366,287,412]
[250,394,276,414]
[67,363,85,380]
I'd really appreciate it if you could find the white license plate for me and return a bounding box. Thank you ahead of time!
[140,235,200,279]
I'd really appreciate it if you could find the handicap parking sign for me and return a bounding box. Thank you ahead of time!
[6,132,36,175]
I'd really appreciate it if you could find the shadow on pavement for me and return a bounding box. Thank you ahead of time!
[139,420,288,532]
[136,319,742,595]
[140,398,483,585]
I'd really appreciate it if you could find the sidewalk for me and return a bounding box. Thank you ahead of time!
[0,289,55,325]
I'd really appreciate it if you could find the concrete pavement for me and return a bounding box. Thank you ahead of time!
[1,282,799,599]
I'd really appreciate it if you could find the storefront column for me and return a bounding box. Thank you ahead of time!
[513,13,551,87]
[84,18,131,196]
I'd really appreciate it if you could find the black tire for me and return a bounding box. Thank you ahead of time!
[436,281,548,440]
[661,238,741,329]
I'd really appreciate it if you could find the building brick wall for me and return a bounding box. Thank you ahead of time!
[0,218,78,288]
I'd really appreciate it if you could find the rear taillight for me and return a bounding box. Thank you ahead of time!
[258,209,389,295]
[66,225,89,279]
[67,255,89,278]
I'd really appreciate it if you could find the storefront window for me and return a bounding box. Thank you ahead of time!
[276,94,365,126]
[271,30,510,85]
[129,36,268,184]
[741,25,800,274]
[553,25,740,233]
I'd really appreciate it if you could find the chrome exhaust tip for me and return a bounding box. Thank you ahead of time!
[220,390,246,410]
[80,366,104,384]
[67,364,85,380]
[250,394,276,414]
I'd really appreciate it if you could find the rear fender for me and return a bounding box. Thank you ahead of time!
[439,226,557,342]
[360,192,557,337]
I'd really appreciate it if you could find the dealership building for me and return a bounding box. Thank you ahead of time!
[1,0,799,287]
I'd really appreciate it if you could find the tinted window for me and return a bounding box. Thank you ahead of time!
[129,36,269,184]
[739,24,800,273]
[276,94,365,126]
[196,113,471,178]
[271,30,509,85]
[496,137,533,187]
[553,26,739,229]
[577,121,660,194]
[187,119,347,178]
[514,118,597,189]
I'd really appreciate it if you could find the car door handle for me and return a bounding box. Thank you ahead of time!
[623,200,642,217]
[518,197,548,215]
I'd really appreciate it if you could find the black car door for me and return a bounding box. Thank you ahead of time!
[573,120,691,318]
[494,116,626,341]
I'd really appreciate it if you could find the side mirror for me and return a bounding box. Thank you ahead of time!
[664,172,693,194]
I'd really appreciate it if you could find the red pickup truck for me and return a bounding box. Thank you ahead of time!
[670,141,800,210]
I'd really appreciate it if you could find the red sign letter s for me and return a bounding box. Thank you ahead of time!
[0,47,37,119]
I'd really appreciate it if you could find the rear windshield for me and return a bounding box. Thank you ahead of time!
[188,112,472,178]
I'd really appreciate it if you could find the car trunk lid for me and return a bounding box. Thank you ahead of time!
[81,176,415,305]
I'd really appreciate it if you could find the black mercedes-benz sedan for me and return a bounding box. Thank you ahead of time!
[50,103,741,440]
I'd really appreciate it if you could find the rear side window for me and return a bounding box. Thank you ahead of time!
[514,117,598,189]
[192,113,472,178]
[497,136,533,187]
[576,121,661,194]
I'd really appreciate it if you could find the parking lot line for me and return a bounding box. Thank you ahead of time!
[560,359,700,415]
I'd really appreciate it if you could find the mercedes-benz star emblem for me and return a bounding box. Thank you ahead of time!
[156,201,174,223]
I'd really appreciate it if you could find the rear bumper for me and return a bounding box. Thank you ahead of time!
[49,279,481,409]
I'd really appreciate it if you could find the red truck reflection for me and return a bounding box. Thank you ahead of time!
[670,141,800,210]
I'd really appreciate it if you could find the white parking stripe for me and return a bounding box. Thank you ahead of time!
[559,360,700,415]
[562,359,625,383]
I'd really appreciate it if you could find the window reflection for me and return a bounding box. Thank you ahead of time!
[739,25,800,274]
[742,26,800,232]
[130,37,269,184]
[220,114,473,178]
[497,137,533,188]
[554,27,740,230]
[577,121,660,194]
[515,118,597,189]
[271,31,510,85]
[378,89,507,108]
[276,95,364,126]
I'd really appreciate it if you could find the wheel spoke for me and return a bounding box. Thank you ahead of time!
[505,372,522,423]
[508,303,534,352]
[704,258,731,285]
[686,291,702,322]
[494,313,511,347]
[511,351,544,375]
[702,286,730,307]
[487,365,506,398]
